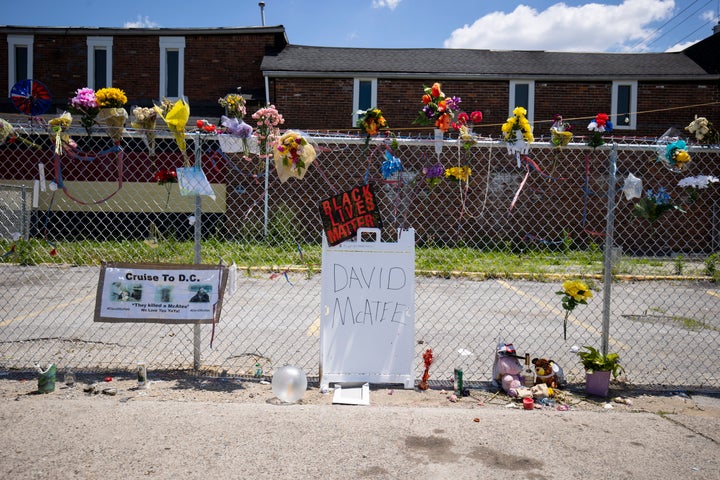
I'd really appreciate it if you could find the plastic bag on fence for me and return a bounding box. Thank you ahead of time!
[176,166,216,200]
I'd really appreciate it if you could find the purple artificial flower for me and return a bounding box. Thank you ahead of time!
[423,105,435,119]
[424,162,445,179]
[221,116,253,137]
[446,96,462,111]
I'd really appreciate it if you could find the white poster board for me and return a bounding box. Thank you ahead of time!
[94,262,227,324]
[320,228,415,390]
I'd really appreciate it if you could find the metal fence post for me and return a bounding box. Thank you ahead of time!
[193,133,203,370]
[601,144,618,356]
[263,144,270,238]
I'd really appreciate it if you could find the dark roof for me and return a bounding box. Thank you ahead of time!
[261,44,715,80]
[0,25,287,37]
[683,30,720,74]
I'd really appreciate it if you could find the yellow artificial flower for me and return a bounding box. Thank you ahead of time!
[95,87,127,108]
[445,166,472,182]
[562,280,592,302]
[512,106,527,117]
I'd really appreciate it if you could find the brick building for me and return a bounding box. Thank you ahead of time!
[261,31,720,137]
[2,24,718,134]
[1,25,288,117]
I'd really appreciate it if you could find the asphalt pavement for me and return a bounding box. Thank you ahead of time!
[1,391,719,479]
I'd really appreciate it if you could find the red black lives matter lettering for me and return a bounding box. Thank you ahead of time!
[319,183,382,246]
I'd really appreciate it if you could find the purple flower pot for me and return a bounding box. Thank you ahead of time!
[585,370,612,397]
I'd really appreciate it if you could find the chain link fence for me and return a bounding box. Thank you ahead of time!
[1,121,719,389]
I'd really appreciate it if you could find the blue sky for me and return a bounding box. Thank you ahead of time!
[4,0,718,52]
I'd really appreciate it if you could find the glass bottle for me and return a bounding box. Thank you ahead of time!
[522,353,535,387]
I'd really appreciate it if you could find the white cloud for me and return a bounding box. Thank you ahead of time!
[372,0,401,10]
[443,0,675,52]
[701,10,717,22]
[123,15,159,28]
[665,40,699,52]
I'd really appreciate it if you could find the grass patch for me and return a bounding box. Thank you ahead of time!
[0,239,711,279]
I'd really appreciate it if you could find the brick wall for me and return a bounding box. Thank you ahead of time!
[269,77,719,138]
[1,31,285,117]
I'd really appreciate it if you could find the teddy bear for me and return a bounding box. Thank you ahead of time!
[532,357,559,389]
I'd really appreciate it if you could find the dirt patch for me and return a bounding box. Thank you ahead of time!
[1,370,718,417]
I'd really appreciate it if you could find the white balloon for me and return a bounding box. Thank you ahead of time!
[271,365,307,403]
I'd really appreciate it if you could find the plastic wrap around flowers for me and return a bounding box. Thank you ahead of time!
[550,114,573,147]
[685,115,720,145]
[95,87,128,144]
[632,187,684,223]
[587,113,613,148]
[274,131,316,183]
[662,139,691,171]
[502,106,533,166]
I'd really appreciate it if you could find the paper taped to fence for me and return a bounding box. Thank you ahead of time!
[320,228,415,390]
[95,262,228,324]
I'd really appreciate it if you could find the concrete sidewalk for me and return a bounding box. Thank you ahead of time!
[2,393,719,479]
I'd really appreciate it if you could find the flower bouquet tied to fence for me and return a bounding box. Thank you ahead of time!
[95,87,128,143]
[67,87,99,137]
[218,92,246,119]
[502,106,534,165]
[0,118,39,148]
[357,108,388,147]
[274,130,316,183]
[422,162,445,189]
[453,110,483,151]
[154,98,190,165]
[445,165,471,183]
[550,114,573,147]
[556,280,592,340]
[685,115,720,145]
[48,111,76,155]
[131,106,158,160]
[678,175,719,203]
[413,82,461,133]
[153,167,178,208]
[632,187,684,223]
[587,113,613,148]
[662,139,691,171]
[252,104,284,157]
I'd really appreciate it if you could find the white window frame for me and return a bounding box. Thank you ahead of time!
[611,80,638,130]
[86,37,113,89]
[352,78,377,125]
[509,80,535,125]
[159,37,185,99]
[7,35,33,93]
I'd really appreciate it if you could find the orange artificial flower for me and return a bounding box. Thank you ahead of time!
[431,82,443,97]
[422,94,432,105]
[435,113,451,132]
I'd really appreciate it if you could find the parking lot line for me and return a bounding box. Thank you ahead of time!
[495,279,628,350]
[0,294,95,327]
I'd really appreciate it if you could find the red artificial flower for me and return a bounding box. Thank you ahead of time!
[431,82,443,98]
[595,113,609,127]
[154,167,178,184]
[196,120,204,128]
[456,112,469,125]
[470,111,483,124]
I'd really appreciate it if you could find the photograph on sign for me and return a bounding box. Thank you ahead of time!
[94,262,228,324]
[318,183,382,246]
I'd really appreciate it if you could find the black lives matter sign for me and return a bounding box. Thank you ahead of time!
[319,183,382,246]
